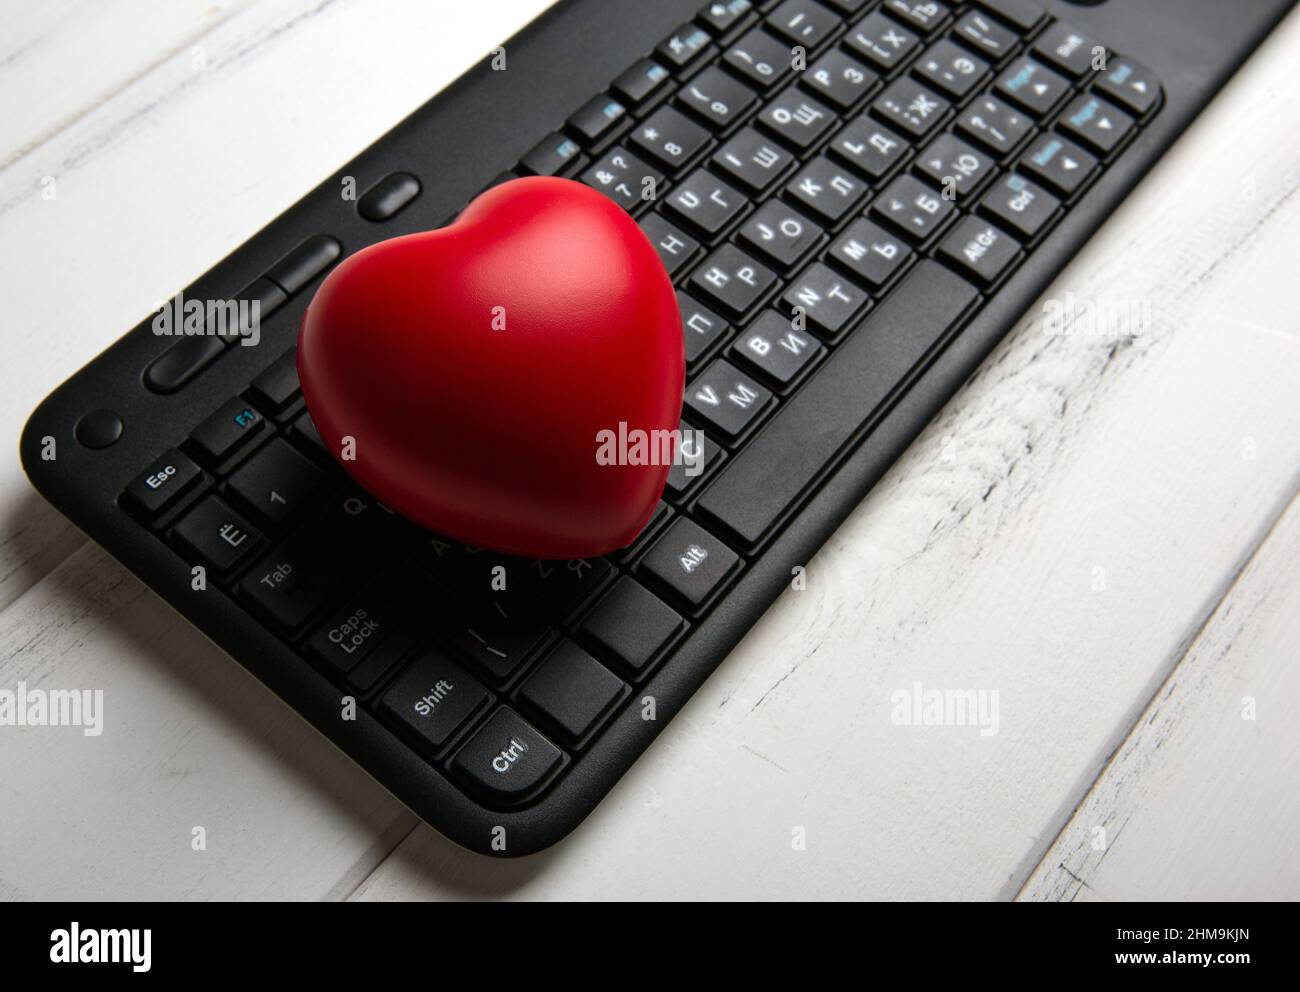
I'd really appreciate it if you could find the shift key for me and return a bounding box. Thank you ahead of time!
[696,261,978,548]
[380,650,490,755]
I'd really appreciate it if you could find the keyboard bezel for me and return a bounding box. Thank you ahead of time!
[20,0,1296,855]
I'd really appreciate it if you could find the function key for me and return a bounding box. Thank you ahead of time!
[380,650,491,755]
[737,199,824,268]
[689,244,779,317]
[227,438,326,524]
[872,173,956,244]
[828,218,913,290]
[1057,93,1135,156]
[519,640,627,746]
[766,0,841,50]
[712,127,795,194]
[264,235,341,295]
[723,26,797,92]
[978,172,1060,241]
[678,66,758,130]
[844,12,920,74]
[638,517,742,612]
[630,106,711,171]
[973,0,1045,34]
[871,76,950,140]
[144,335,224,394]
[581,148,665,213]
[731,309,824,387]
[1019,133,1097,197]
[785,155,868,225]
[781,262,870,340]
[189,397,265,464]
[356,172,420,222]
[237,526,348,632]
[248,348,301,411]
[1093,57,1162,118]
[914,38,990,100]
[579,576,685,679]
[656,24,714,71]
[686,358,775,438]
[450,707,564,805]
[995,55,1070,117]
[567,95,628,148]
[937,214,1022,287]
[803,49,878,111]
[520,132,586,177]
[665,168,746,236]
[1033,22,1103,80]
[678,290,732,367]
[640,213,701,279]
[171,495,263,574]
[757,88,835,150]
[955,92,1032,155]
[881,0,952,37]
[915,132,996,198]
[952,9,1018,63]
[123,448,202,518]
[697,0,758,37]
[827,117,909,182]
[610,58,672,108]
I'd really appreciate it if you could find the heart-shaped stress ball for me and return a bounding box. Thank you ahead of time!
[297,177,684,559]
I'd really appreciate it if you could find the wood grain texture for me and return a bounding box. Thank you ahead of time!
[1,1,1298,899]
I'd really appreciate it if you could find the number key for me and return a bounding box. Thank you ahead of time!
[678,66,757,129]
[582,148,665,211]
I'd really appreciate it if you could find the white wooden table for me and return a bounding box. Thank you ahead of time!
[2,0,1298,901]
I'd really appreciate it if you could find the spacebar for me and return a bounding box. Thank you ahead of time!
[696,261,979,548]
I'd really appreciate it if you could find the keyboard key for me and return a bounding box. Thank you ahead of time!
[664,424,724,498]
[357,172,421,222]
[737,200,823,268]
[172,496,263,574]
[712,127,795,193]
[582,148,664,211]
[144,335,224,394]
[803,49,879,111]
[1033,22,1102,80]
[698,0,757,37]
[952,10,1018,62]
[307,592,394,674]
[844,11,919,73]
[579,577,685,678]
[723,27,797,92]
[731,310,824,386]
[678,67,758,129]
[678,290,731,366]
[822,0,871,13]
[227,438,325,524]
[766,0,841,49]
[956,92,1032,155]
[1058,93,1135,156]
[519,640,626,745]
[641,213,701,278]
[289,411,327,458]
[978,172,1060,240]
[915,132,996,198]
[639,517,741,611]
[123,448,202,518]
[782,262,870,340]
[829,218,913,289]
[445,602,551,686]
[656,24,714,70]
[1019,133,1097,197]
[520,132,586,176]
[614,501,672,561]
[630,106,711,171]
[785,156,868,224]
[872,76,950,139]
[1093,57,1162,117]
[995,56,1069,117]
[829,117,909,181]
[689,244,778,316]
[610,58,672,108]
[238,526,347,631]
[347,627,417,693]
[696,261,979,547]
[381,650,491,753]
[937,214,1021,286]
[914,38,990,99]
[882,0,951,37]
[514,555,614,620]
[665,169,746,235]
[757,89,835,150]
[248,348,301,411]
[974,0,1045,34]
[264,235,341,295]
[189,398,265,464]
[567,95,628,147]
[872,173,956,243]
[685,358,774,438]
[450,707,564,805]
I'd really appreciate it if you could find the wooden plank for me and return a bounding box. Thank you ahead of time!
[353,11,1300,899]
[1019,491,1300,902]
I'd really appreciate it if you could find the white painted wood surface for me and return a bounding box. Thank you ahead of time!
[2,1,1298,900]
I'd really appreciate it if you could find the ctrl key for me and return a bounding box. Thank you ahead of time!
[451,707,564,806]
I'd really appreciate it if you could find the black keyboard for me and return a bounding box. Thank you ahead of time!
[21,0,1294,855]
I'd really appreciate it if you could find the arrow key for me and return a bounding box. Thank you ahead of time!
[227,438,326,524]
[1018,133,1097,198]
[1058,93,1134,156]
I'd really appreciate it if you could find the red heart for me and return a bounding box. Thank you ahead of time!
[297,177,684,559]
